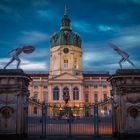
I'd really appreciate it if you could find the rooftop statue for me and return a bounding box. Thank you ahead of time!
[108,42,136,69]
[3,45,35,69]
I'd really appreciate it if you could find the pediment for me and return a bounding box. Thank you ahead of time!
[50,72,82,80]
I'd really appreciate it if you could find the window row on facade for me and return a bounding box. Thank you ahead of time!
[53,87,79,100]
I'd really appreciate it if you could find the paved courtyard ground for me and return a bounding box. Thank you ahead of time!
[26,136,140,140]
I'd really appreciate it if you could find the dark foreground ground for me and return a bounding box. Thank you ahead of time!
[1,136,140,140]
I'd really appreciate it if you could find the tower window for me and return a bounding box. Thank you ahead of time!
[64,60,68,69]
[74,58,77,69]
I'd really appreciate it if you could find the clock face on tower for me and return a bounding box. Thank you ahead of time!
[63,48,69,54]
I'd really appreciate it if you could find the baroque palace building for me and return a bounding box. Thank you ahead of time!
[28,7,111,117]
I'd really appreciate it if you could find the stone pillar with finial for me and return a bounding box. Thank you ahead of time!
[0,69,31,138]
[108,69,140,138]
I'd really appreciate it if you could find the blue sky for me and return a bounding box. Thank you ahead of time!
[0,0,140,73]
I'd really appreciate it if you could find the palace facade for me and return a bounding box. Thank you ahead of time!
[28,7,111,117]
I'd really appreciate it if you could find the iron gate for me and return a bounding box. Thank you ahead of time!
[27,98,113,137]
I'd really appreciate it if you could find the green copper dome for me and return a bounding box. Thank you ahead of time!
[50,6,82,48]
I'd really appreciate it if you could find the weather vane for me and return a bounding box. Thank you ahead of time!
[108,42,136,69]
[3,45,35,69]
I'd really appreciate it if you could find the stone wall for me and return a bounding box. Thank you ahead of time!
[0,69,31,137]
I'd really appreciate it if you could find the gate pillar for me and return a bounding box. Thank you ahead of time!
[0,69,31,138]
[108,69,140,138]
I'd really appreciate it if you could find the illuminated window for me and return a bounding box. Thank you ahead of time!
[73,87,79,100]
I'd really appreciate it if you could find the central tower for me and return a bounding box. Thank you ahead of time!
[49,6,82,77]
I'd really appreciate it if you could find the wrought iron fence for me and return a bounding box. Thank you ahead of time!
[27,98,113,137]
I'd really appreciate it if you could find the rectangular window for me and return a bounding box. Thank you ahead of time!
[34,81,39,89]
[103,85,107,88]
[85,94,89,102]
[93,85,98,88]
[94,94,98,102]
[103,93,107,100]
[34,93,38,101]
[43,85,47,89]
[34,85,38,89]
[84,77,90,80]
[84,85,89,88]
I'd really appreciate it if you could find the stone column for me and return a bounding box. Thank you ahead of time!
[108,69,140,138]
[0,69,31,138]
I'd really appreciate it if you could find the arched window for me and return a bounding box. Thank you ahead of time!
[63,87,69,100]
[33,91,38,101]
[53,87,59,100]
[73,87,79,100]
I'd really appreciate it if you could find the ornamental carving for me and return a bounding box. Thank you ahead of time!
[127,107,139,119]
[0,106,14,119]
[52,33,58,42]
[74,34,79,45]
[126,94,140,103]
[63,32,69,44]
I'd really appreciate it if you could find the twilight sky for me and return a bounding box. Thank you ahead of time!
[0,0,140,74]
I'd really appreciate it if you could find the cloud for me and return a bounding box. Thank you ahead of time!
[20,58,48,70]
[0,58,10,65]
[0,58,48,70]
[72,21,93,33]
[21,48,49,59]
[98,25,112,32]
[109,25,140,49]
[32,0,49,7]
[18,31,49,44]
[36,9,57,20]
[21,62,47,70]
